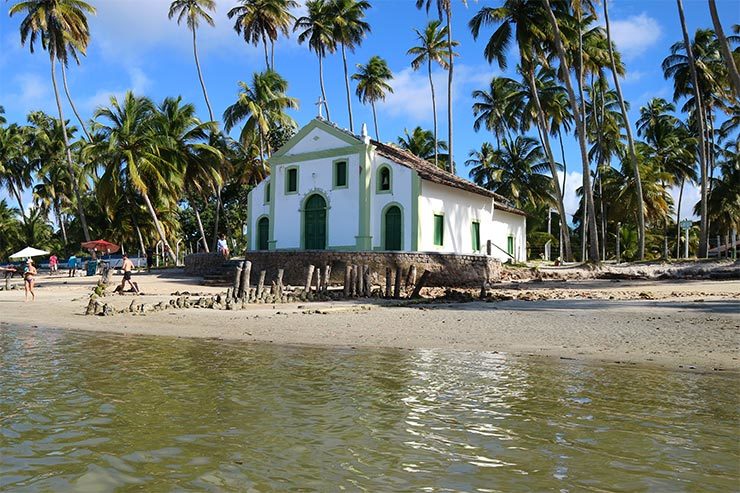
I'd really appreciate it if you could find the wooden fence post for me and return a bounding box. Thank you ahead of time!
[344,265,352,297]
[305,265,315,293]
[363,265,371,296]
[410,269,430,299]
[393,266,402,299]
[276,269,284,298]
[385,267,392,298]
[323,265,331,294]
[257,270,266,299]
[233,263,243,300]
[239,261,251,300]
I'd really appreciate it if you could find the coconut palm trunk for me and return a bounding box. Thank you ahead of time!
[428,58,439,167]
[675,178,684,258]
[676,0,709,258]
[262,37,270,70]
[57,207,68,244]
[192,27,215,122]
[604,0,645,259]
[193,205,209,252]
[140,190,178,264]
[318,55,331,121]
[708,0,740,99]
[445,7,454,174]
[51,60,91,242]
[371,101,379,140]
[527,67,573,261]
[542,0,599,261]
[60,63,92,141]
[341,43,355,133]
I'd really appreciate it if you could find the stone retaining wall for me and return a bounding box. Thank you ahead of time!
[185,251,501,287]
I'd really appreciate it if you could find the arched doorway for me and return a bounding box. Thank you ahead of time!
[257,217,269,251]
[304,194,327,250]
[384,205,402,251]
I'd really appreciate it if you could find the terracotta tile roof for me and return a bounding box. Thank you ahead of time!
[370,140,527,217]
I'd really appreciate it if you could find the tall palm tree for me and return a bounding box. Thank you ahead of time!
[223,70,298,173]
[329,0,370,133]
[352,55,393,141]
[228,0,298,71]
[9,0,96,242]
[707,0,740,99]
[0,105,6,125]
[541,0,600,261]
[602,0,645,259]
[407,20,457,169]
[294,0,336,121]
[471,77,521,149]
[416,0,467,175]
[397,127,448,167]
[469,1,574,260]
[467,136,553,209]
[169,0,217,122]
[0,123,31,221]
[92,92,180,263]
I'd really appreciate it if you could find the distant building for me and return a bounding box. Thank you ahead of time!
[247,118,527,262]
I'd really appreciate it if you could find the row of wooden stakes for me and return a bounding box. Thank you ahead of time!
[231,261,431,301]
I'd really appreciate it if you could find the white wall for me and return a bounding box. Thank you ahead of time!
[490,210,527,262]
[369,154,413,250]
[286,126,351,155]
[249,178,271,250]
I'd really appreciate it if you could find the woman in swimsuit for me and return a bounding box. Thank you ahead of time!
[24,258,37,302]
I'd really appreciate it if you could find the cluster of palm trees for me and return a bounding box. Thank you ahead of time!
[465,0,738,261]
[1,0,737,263]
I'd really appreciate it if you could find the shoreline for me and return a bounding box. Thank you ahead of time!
[1,272,738,373]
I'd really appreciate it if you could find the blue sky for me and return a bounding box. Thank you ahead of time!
[1,0,738,222]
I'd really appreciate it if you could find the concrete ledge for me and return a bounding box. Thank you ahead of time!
[185,251,501,287]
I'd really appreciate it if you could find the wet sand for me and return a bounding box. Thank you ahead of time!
[1,270,738,371]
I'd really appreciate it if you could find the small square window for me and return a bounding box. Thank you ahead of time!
[286,168,298,193]
[334,161,347,188]
[433,214,444,246]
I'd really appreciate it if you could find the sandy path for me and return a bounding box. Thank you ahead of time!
[1,272,738,372]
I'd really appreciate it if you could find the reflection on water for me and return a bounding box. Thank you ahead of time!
[1,327,738,492]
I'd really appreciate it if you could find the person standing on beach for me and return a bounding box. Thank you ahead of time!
[23,258,37,302]
[49,254,58,275]
[67,255,78,277]
[118,255,139,293]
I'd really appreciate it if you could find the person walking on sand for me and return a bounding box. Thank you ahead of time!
[49,254,58,276]
[118,255,139,294]
[217,234,230,258]
[67,254,78,277]
[23,258,37,302]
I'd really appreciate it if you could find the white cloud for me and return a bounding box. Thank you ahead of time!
[79,67,152,113]
[608,13,662,59]
[669,182,700,221]
[557,170,584,222]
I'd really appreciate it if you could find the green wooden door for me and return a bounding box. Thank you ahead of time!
[384,206,402,251]
[257,217,269,250]
[304,194,326,250]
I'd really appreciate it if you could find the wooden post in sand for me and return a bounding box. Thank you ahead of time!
[239,261,251,300]
[313,267,321,293]
[363,265,371,296]
[394,266,402,299]
[276,269,284,298]
[344,265,352,297]
[257,270,266,299]
[322,265,331,294]
[233,263,243,300]
[405,265,417,292]
[385,267,392,298]
[305,265,315,293]
[410,269,430,299]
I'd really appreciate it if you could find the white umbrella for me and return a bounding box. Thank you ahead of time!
[9,246,50,259]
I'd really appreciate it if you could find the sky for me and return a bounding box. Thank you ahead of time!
[1,0,738,224]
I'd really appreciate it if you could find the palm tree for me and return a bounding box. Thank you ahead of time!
[0,123,31,221]
[228,0,298,71]
[155,96,222,252]
[541,0,600,261]
[467,136,553,209]
[602,0,645,260]
[469,2,574,260]
[668,1,710,257]
[704,147,739,254]
[223,70,298,173]
[92,92,180,263]
[9,0,96,242]
[707,0,740,99]
[471,77,521,149]
[169,0,217,122]
[407,20,457,169]
[329,0,371,133]
[352,55,393,141]
[396,127,448,167]
[416,0,467,175]
[294,0,336,121]
[0,105,6,125]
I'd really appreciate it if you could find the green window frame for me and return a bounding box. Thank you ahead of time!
[472,221,481,252]
[264,182,271,204]
[377,165,392,193]
[507,235,514,256]
[333,160,348,189]
[433,214,444,246]
[285,166,298,194]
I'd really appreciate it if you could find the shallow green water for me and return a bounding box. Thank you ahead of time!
[1,327,738,492]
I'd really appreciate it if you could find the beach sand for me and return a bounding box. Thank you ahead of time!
[1,270,738,372]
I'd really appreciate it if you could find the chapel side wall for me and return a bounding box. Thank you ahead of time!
[248,179,271,251]
[271,153,361,249]
[369,156,413,251]
[418,181,494,254]
[490,210,527,262]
